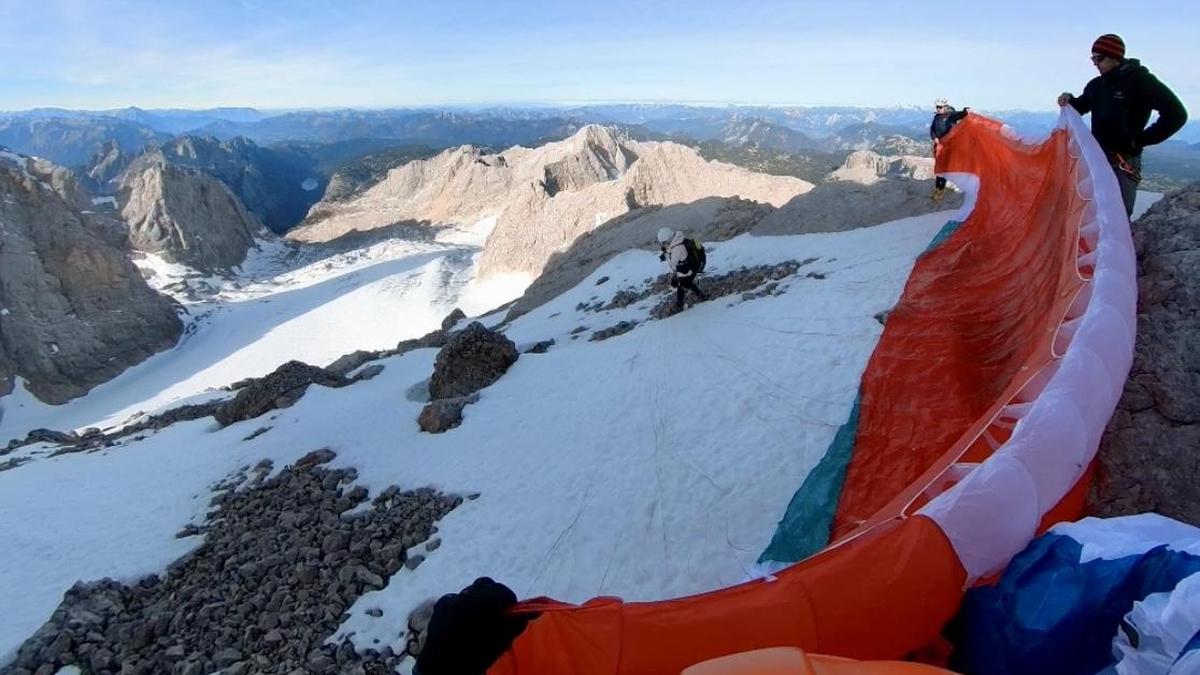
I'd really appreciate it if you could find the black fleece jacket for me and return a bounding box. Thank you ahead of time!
[930,107,970,141]
[1069,58,1188,156]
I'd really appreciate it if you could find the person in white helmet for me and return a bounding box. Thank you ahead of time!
[929,97,970,201]
[657,227,707,311]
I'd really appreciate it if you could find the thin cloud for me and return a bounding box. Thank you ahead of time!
[1,1,1195,111]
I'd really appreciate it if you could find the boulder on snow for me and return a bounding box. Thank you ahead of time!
[440,308,467,332]
[418,394,480,434]
[325,350,380,378]
[428,323,519,400]
[396,325,454,354]
[524,339,555,354]
[215,361,348,426]
[19,428,78,446]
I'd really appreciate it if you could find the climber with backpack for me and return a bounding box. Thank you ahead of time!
[657,227,708,311]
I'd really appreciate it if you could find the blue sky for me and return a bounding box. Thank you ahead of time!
[1,0,1196,112]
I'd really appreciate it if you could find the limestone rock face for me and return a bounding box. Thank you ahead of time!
[84,140,131,189]
[481,133,809,279]
[289,125,812,279]
[541,124,637,196]
[1090,183,1200,525]
[0,148,181,403]
[119,160,264,271]
[828,149,933,185]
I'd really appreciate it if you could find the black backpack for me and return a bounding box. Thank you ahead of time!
[682,238,707,274]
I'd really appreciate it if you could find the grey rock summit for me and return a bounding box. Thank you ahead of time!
[119,158,265,271]
[0,148,181,403]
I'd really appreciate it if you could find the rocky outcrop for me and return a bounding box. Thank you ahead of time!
[119,160,264,271]
[428,322,518,400]
[3,451,460,675]
[828,149,933,184]
[289,125,811,279]
[0,148,182,404]
[1090,184,1200,525]
[440,308,466,332]
[214,361,348,427]
[292,143,516,241]
[753,176,961,236]
[3,400,224,457]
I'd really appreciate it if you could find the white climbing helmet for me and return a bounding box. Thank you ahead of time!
[934,97,949,108]
[657,227,674,243]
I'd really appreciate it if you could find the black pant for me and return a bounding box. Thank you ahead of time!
[1108,153,1141,218]
[673,274,706,307]
[935,176,947,190]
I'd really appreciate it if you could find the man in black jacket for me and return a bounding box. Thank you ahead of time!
[930,98,970,201]
[1058,34,1188,217]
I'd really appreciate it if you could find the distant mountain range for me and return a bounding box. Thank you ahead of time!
[1,104,1196,227]
[0,116,170,167]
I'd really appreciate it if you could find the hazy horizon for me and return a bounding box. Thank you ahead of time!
[1,100,1079,115]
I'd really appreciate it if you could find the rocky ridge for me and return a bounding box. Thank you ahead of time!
[0,148,182,404]
[753,177,960,236]
[288,125,812,280]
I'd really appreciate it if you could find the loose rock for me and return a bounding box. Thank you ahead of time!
[4,451,460,675]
